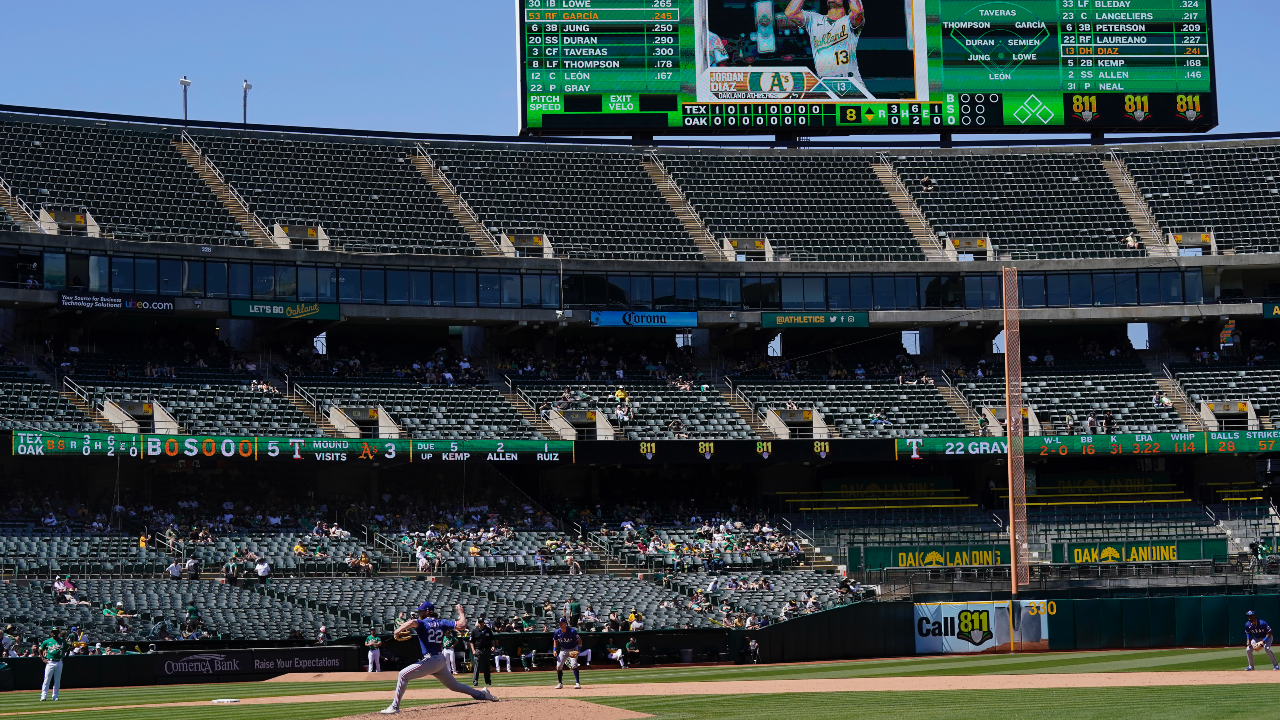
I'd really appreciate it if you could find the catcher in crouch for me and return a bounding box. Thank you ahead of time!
[552,616,583,689]
[380,601,497,714]
[1245,610,1278,671]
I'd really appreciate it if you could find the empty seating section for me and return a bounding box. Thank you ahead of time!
[64,354,254,385]
[77,579,354,640]
[0,119,243,245]
[0,535,149,577]
[737,381,965,437]
[0,207,20,232]
[461,575,715,629]
[1175,367,1280,422]
[0,585,104,644]
[958,373,1184,434]
[1121,144,1280,253]
[518,382,756,440]
[659,152,922,261]
[191,134,475,255]
[273,578,504,631]
[302,385,542,440]
[0,374,98,432]
[893,152,1140,259]
[429,146,698,260]
[85,383,320,436]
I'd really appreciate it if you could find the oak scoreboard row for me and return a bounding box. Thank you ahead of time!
[517,0,1217,136]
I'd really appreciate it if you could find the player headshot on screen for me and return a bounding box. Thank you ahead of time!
[785,0,875,99]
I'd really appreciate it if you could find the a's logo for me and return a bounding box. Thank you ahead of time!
[905,438,924,459]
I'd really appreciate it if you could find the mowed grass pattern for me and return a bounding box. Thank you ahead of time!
[0,648,1263,718]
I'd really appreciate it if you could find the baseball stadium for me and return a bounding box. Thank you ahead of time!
[1,0,1279,718]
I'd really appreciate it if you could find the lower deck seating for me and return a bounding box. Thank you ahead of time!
[85,383,320,436]
[301,385,541,440]
[519,382,755,440]
[958,373,1185,433]
[0,378,98,432]
[460,576,716,629]
[735,381,966,437]
[272,578,505,631]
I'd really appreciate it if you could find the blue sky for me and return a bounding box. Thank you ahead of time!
[1,0,1275,139]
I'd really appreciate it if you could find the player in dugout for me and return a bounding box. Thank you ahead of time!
[785,0,875,99]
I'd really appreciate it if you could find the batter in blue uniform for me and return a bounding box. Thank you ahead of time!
[1245,610,1278,671]
[381,601,498,714]
[553,617,583,689]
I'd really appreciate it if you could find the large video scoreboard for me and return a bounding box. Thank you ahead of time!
[518,0,1216,136]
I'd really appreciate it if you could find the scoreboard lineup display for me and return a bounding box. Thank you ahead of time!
[517,0,1216,135]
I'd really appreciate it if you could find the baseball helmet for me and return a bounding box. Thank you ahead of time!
[418,601,436,613]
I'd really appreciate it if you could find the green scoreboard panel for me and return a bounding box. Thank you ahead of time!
[517,0,1216,136]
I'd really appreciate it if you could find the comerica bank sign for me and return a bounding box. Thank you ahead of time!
[590,311,698,327]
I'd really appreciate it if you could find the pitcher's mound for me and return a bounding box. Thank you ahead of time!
[336,697,652,720]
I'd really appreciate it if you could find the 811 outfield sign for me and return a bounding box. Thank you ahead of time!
[12,432,571,463]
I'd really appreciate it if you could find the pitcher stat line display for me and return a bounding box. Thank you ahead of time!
[517,0,1216,136]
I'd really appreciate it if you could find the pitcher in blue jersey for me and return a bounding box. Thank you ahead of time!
[381,601,498,714]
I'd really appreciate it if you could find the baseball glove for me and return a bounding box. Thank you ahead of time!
[393,629,412,642]
[568,650,580,659]
[1252,640,1266,651]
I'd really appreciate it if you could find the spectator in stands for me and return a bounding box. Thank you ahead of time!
[539,401,552,421]
[165,559,182,580]
[255,557,272,586]
[1160,393,1173,408]
[316,626,332,645]
[920,175,936,192]
[668,418,689,439]
[1044,351,1055,368]
[185,557,200,580]
[1124,230,1142,249]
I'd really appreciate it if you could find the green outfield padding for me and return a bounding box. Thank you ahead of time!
[1099,599,1125,649]
[1122,598,1150,648]
[1201,596,1229,646]
[1174,596,1203,646]
[1048,598,1076,651]
[1075,599,1102,650]
[1148,597,1176,648]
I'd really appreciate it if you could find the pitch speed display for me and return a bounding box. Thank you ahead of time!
[518,0,1216,136]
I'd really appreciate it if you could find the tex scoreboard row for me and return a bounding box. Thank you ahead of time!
[518,0,1217,136]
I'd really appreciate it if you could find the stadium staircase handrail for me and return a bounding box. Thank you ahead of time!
[875,152,952,259]
[1107,149,1166,245]
[1160,362,1203,430]
[0,172,47,233]
[939,369,983,430]
[413,143,502,252]
[180,130,273,243]
[643,151,729,260]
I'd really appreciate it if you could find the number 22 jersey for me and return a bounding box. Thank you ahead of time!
[414,617,455,657]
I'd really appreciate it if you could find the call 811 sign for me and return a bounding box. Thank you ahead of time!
[518,0,1216,136]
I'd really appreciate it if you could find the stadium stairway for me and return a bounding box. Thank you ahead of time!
[286,393,340,438]
[173,135,275,248]
[59,383,122,433]
[410,148,505,257]
[499,388,560,439]
[1137,351,1205,431]
[937,381,984,435]
[871,158,952,261]
[0,175,41,234]
[719,382,775,439]
[642,153,726,261]
[1102,152,1174,257]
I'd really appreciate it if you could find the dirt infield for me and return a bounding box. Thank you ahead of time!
[335,698,651,720]
[6,672,1280,716]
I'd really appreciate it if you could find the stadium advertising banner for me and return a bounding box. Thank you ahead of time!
[895,431,1280,459]
[59,292,175,314]
[230,300,340,321]
[518,0,1217,136]
[12,432,572,464]
[862,544,1004,570]
[589,310,699,326]
[763,312,868,328]
[915,600,1050,654]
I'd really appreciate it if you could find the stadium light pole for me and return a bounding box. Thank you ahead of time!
[179,76,192,125]
[243,80,252,128]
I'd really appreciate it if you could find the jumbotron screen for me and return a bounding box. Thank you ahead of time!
[517,0,1216,136]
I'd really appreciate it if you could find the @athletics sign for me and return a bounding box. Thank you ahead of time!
[231,300,339,320]
[763,312,868,328]
[590,311,698,327]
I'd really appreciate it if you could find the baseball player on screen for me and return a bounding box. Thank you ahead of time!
[1245,610,1279,671]
[380,601,497,714]
[552,616,583,689]
[785,0,875,99]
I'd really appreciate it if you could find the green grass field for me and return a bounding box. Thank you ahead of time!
[0,649,1267,720]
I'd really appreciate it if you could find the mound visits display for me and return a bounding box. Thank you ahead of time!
[518,0,1217,135]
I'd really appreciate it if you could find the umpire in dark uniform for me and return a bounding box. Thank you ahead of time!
[470,617,495,688]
